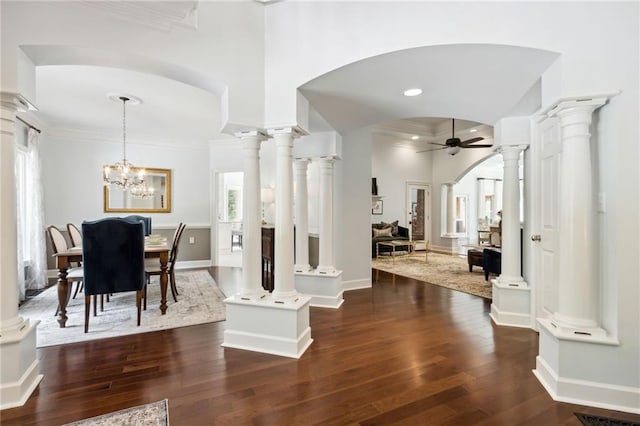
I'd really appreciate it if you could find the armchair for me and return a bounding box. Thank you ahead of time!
[123,215,152,236]
[82,218,146,333]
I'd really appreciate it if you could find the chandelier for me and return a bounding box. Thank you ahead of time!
[103,96,146,193]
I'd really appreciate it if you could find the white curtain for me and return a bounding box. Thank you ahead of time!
[16,128,47,301]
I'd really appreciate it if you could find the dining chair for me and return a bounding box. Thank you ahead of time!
[123,215,152,236]
[47,225,84,313]
[82,218,146,333]
[144,223,185,308]
[66,223,83,248]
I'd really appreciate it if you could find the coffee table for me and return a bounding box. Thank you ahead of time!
[376,240,415,264]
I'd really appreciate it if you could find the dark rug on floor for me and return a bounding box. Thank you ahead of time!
[576,413,640,426]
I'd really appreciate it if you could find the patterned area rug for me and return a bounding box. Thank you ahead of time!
[19,270,226,347]
[575,413,640,426]
[373,251,493,299]
[64,399,169,425]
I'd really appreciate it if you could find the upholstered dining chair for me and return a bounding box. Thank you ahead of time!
[47,225,84,313]
[81,218,146,333]
[66,223,83,248]
[144,223,185,308]
[123,215,152,236]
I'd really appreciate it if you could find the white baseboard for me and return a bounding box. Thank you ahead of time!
[490,304,532,329]
[534,356,640,414]
[222,327,313,359]
[306,293,344,309]
[342,278,371,291]
[175,260,212,270]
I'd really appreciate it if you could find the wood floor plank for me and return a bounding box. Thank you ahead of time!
[1,266,639,425]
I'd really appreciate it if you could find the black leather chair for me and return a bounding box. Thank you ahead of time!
[123,215,152,236]
[482,248,502,281]
[82,218,146,333]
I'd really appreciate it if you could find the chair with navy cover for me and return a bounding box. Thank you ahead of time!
[123,215,152,236]
[82,218,146,333]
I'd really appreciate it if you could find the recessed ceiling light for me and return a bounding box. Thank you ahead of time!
[469,128,477,133]
[411,135,419,140]
[403,88,423,97]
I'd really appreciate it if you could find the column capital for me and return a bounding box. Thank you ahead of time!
[545,94,614,120]
[0,92,36,113]
[234,129,270,141]
[498,144,527,160]
[266,126,308,138]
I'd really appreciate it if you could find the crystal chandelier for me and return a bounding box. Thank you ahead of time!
[103,96,146,192]
[130,183,155,199]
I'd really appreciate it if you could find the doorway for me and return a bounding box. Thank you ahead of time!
[216,171,244,267]
[406,182,431,251]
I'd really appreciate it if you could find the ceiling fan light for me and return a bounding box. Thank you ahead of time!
[447,146,461,156]
[403,88,422,97]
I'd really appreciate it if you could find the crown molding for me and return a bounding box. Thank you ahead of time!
[79,1,199,32]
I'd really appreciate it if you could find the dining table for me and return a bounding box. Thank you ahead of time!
[53,243,170,328]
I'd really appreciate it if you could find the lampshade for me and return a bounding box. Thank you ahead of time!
[261,187,274,204]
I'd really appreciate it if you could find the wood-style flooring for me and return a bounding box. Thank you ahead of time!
[2,267,639,425]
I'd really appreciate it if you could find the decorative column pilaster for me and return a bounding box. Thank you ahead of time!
[270,128,300,299]
[317,157,335,274]
[496,145,527,286]
[294,158,311,273]
[238,130,268,297]
[550,98,608,334]
[0,92,42,409]
[444,183,456,237]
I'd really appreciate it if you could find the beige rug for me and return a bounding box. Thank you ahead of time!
[63,399,168,425]
[372,251,493,299]
[19,270,226,347]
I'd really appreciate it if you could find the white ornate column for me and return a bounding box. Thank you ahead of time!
[223,126,313,359]
[294,158,311,273]
[0,92,42,409]
[271,128,298,299]
[238,131,268,297]
[317,157,335,274]
[550,99,608,335]
[496,145,526,286]
[444,183,456,236]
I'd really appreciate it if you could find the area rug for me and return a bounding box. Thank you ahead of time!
[64,399,169,425]
[372,251,493,299]
[19,270,226,347]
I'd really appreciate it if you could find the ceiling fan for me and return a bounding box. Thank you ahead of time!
[416,118,493,155]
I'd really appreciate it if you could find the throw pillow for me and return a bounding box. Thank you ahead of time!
[372,227,392,238]
[381,220,399,235]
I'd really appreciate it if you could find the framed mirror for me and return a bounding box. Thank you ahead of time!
[103,167,172,213]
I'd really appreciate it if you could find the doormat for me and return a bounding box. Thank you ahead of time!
[575,413,640,426]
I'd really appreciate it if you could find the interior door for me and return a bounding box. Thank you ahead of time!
[406,182,430,250]
[536,117,561,319]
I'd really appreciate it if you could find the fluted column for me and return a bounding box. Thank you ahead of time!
[294,158,311,273]
[497,145,526,286]
[317,157,335,274]
[444,183,456,236]
[238,131,268,297]
[0,93,27,335]
[550,98,607,331]
[270,128,298,299]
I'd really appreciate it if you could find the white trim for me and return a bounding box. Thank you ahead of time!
[534,356,640,415]
[341,279,371,291]
[306,293,344,309]
[490,304,532,329]
[175,260,212,270]
[222,328,313,359]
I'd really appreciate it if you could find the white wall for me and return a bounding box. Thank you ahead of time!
[41,133,210,228]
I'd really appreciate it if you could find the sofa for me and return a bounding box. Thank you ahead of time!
[371,221,410,257]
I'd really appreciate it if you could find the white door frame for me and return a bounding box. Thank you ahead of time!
[211,168,243,267]
[405,182,431,248]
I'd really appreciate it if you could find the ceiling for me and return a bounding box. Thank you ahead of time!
[25,15,558,151]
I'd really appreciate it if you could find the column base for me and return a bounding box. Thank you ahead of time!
[295,269,344,309]
[0,319,43,409]
[533,319,638,414]
[222,294,313,359]
[490,278,532,328]
[294,264,312,273]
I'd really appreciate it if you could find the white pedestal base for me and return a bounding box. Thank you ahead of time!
[295,270,344,309]
[222,294,313,359]
[0,320,43,409]
[533,319,638,414]
[489,278,532,328]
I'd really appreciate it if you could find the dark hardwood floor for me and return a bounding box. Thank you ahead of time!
[2,267,639,425]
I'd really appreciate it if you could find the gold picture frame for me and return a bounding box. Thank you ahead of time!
[103,166,172,213]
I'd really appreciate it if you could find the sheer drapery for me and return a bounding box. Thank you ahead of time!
[16,128,47,301]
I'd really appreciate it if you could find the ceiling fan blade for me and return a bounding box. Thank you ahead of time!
[416,146,446,153]
[459,137,485,146]
[463,144,493,148]
[428,142,447,146]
